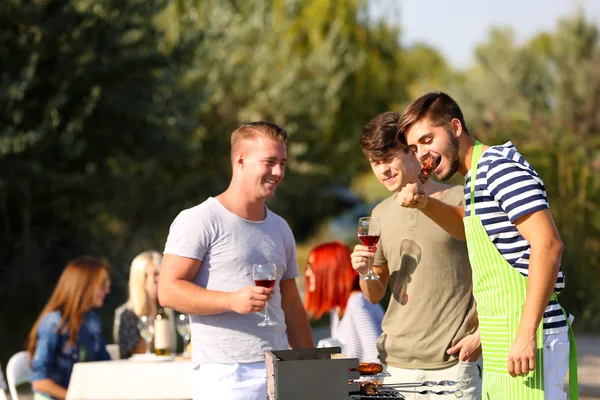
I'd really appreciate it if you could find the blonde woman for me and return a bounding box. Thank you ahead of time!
[113,251,176,359]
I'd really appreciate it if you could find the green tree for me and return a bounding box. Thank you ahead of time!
[158,0,412,236]
[0,0,198,365]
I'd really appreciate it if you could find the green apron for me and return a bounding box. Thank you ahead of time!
[463,141,578,399]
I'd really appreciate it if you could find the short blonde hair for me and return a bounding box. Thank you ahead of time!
[127,251,162,317]
[230,121,288,157]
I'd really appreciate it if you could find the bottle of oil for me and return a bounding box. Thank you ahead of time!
[154,306,172,356]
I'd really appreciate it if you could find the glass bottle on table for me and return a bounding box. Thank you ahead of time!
[138,315,154,354]
[153,306,172,356]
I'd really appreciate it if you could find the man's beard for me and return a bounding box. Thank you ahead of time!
[437,131,460,181]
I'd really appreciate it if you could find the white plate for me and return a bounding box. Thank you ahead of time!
[129,353,175,362]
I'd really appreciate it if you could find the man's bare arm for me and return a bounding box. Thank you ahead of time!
[280,278,314,349]
[359,264,389,304]
[508,209,563,376]
[396,183,466,240]
[351,245,389,303]
[419,197,466,240]
[158,253,272,315]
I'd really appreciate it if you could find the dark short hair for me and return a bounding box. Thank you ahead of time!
[360,111,409,160]
[396,91,469,145]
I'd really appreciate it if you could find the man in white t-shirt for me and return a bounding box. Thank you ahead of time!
[158,122,314,400]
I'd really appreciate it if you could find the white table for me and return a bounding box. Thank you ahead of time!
[66,358,193,400]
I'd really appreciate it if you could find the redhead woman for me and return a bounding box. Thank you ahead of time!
[304,242,384,362]
[113,251,176,358]
[28,256,112,400]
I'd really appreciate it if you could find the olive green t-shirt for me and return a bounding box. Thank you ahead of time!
[373,185,477,369]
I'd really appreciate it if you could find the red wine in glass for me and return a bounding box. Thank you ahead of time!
[357,217,382,280]
[252,263,278,327]
[254,279,276,289]
[359,235,380,247]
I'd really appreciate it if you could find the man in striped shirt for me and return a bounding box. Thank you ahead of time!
[395,91,575,400]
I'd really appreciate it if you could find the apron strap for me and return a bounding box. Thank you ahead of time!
[468,141,484,216]
[551,293,579,400]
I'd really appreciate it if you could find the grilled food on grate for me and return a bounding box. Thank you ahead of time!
[360,380,383,396]
[349,380,384,396]
[349,362,384,375]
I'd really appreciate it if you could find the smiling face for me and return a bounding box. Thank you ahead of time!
[368,150,421,192]
[238,135,287,200]
[404,118,461,181]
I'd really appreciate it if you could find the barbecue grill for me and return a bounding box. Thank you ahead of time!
[265,347,403,400]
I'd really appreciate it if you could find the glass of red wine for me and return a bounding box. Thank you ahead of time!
[357,216,381,280]
[253,263,278,327]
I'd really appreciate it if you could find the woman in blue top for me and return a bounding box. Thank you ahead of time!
[27,256,112,400]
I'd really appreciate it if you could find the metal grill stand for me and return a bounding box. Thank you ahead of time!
[266,347,360,400]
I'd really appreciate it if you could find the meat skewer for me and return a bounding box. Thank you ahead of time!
[382,378,470,388]
[418,155,440,184]
[348,380,384,396]
[359,381,383,396]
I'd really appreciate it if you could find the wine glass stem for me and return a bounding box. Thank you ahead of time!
[367,257,373,276]
[183,337,189,355]
[145,340,151,354]
[264,301,271,322]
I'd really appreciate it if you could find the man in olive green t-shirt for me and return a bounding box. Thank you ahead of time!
[351,112,482,399]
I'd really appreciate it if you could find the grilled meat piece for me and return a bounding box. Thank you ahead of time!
[350,362,384,375]
[418,155,439,184]
[359,380,383,396]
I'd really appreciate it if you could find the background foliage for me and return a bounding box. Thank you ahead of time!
[1,0,598,370]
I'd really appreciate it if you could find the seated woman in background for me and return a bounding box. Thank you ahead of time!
[304,242,384,362]
[28,256,112,400]
[1,361,7,400]
[113,251,176,359]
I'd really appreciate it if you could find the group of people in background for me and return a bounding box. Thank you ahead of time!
[23,91,576,400]
[24,251,179,400]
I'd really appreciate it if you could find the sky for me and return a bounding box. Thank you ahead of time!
[370,0,600,69]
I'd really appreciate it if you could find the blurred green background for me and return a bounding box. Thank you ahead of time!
[1,0,599,372]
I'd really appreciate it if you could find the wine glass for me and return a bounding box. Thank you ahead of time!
[137,315,155,354]
[176,313,191,357]
[357,216,381,280]
[252,263,277,327]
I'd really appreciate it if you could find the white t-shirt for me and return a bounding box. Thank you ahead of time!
[164,197,299,364]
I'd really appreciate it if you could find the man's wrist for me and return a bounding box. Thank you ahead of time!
[417,193,429,210]
[225,291,235,312]
[517,323,538,338]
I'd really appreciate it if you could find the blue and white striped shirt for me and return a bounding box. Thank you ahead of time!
[330,292,385,362]
[464,142,569,333]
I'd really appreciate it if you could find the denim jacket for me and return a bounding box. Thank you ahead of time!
[30,310,111,398]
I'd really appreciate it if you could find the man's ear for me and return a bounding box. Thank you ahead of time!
[234,152,244,169]
[451,118,463,138]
